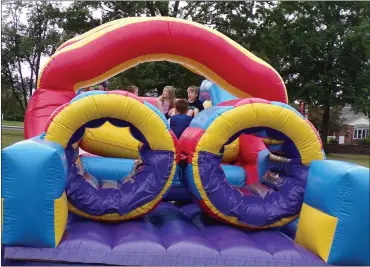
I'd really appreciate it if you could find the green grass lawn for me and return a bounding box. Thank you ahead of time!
[2,129,24,148]
[326,153,369,168]
[1,120,24,126]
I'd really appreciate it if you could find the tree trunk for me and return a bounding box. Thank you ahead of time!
[5,63,26,113]
[172,1,179,17]
[321,103,330,152]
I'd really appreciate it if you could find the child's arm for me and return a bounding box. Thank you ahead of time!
[155,100,164,113]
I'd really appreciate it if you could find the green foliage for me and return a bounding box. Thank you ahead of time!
[107,62,202,97]
[1,1,368,136]
[1,1,101,119]
[256,2,369,146]
[291,103,344,133]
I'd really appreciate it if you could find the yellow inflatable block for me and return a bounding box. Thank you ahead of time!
[81,121,240,162]
[296,203,338,263]
[54,192,68,246]
[222,138,240,163]
[81,122,141,159]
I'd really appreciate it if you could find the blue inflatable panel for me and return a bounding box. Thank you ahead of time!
[304,160,369,265]
[3,203,326,266]
[2,139,67,247]
[80,156,135,181]
[80,156,247,202]
[209,82,237,106]
[221,164,246,188]
[189,106,234,130]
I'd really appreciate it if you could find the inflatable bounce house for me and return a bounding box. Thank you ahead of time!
[2,17,369,266]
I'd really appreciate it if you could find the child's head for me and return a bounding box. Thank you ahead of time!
[175,99,189,114]
[161,86,176,109]
[96,81,108,91]
[162,86,175,99]
[187,85,199,101]
[127,85,139,96]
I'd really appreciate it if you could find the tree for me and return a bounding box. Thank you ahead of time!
[291,103,344,134]
[1,1,101,119]
[256,2,370,148]
[1,1,63,111]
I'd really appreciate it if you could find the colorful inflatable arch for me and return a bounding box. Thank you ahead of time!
[25,17,287,139]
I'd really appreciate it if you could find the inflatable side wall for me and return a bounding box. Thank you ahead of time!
[296,160,369,266]
[2,138,68,247]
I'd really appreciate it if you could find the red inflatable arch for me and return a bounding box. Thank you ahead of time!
[25,17,287,138]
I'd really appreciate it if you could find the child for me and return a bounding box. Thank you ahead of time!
[169,99,193,139]
[187,85,204,117]
[158,86,176,119]
[75,158,99,189]
[126,85,139,96]
[122,159,144,184]
[96,81,108,91]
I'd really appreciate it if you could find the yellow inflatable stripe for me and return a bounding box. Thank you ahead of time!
[222,138,240,163]
[72,54,252,98]
[37,57,53,88]
[296,203,338,262]
[68,160,177,221]
[54,192,68,246]
[57,18,133,51]
[44,94,175,152]
[82,123,140,159]
[262,138,284,145]
[197,103,324,165]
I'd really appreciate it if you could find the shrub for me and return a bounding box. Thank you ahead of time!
[329,139,339,144]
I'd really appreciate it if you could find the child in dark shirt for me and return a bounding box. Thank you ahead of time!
[169,99,193,139]
[186,85,204,117]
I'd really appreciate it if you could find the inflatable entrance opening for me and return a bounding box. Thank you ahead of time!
[179,98,325,229]
[45,90,177,222]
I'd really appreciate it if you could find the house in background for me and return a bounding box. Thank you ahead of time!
[331,105,369,144]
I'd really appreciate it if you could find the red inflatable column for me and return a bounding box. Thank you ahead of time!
[238,134,267,185]
[25,89,76,139]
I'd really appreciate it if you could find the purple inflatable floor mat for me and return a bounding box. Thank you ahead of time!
[3,203,325,266]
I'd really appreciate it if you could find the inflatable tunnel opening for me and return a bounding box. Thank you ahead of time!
[221,127,307,188]
[179,99,325,229]
[44,91,177,221]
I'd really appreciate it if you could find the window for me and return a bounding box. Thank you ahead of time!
[353,128,369,139]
